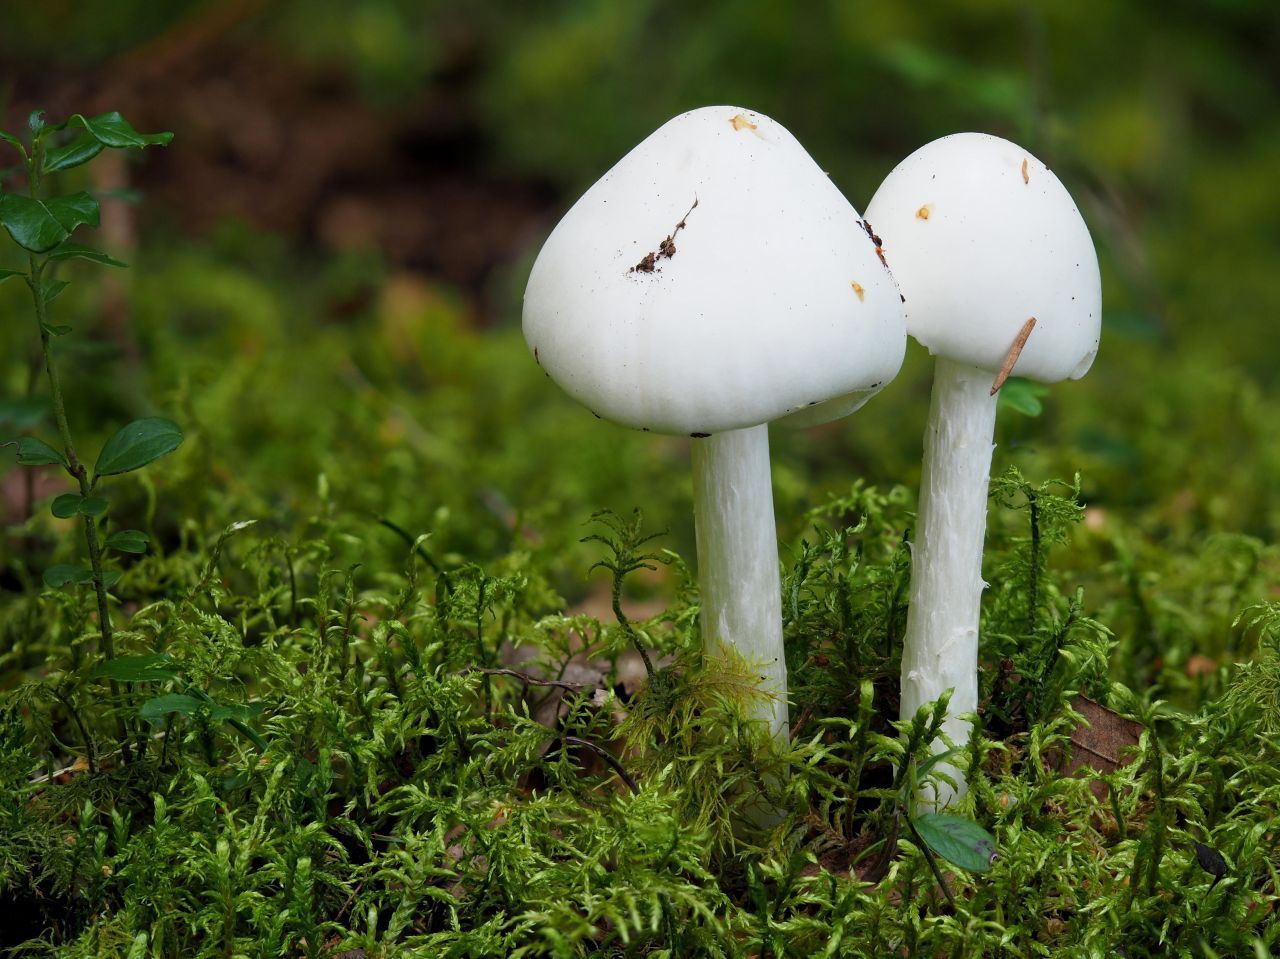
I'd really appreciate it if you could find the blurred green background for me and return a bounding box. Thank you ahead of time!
[2,0,1279,684]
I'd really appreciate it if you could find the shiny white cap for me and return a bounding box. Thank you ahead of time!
[523,106,906,436]
[864,132,1101,383]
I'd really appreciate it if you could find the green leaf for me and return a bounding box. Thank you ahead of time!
[92,653,180,683]
[79,496,108,517]
[915,746,960,782]
[139,693,202,722]
[0,269,23,283]
[68,112,174,150]
[43,135,105,174]
[0,192,70,252]
[126,930,148,959]
[51,493,82,518]
[94,417,183,477]
[997,378,1048,417]
[43,564,93,587]
[43,192,100,233]
[105,529,149,554]
[225,717,268,753]
[47,243,126,267]
[3,436,65,467]
[41,280,70,305]
[50,493,106,519]
[0,131,25,157]
[913,813,999,874]
[103,570,123,589]
[28,110,45,133]
[208,702,263,723]
[0,190,96,254]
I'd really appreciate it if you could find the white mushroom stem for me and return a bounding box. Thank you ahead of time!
[691,424,789,743]
[901,357,999,806]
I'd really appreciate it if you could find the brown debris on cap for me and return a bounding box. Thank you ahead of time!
[990,317,1037,394]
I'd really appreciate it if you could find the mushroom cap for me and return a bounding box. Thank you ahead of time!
[523,105,905,436]
[863,132,1101,383]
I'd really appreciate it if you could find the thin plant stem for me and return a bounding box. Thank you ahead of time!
[50,684,96,774]
[611,570,657,685]
[25,164,115,664]
[24,136,130,760]
[373,513,441,571]
[562,735,640,795]
[285,547,298,626]
[908,814,957,911]
[1027,489,1040,638]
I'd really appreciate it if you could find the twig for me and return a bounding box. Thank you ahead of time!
[28,760,87,786]
[562,735,640,795]
[332,882,365,924]
[990,317,1037,395]
[466,667,594,693]
[789,704,814,740]
[28,728,167,784]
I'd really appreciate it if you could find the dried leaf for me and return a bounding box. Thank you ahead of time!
[1051,694,1142,798]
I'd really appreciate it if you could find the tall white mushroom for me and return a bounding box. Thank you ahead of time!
[864,132,1101,804]
[524,106,905,743]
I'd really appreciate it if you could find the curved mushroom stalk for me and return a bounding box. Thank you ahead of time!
[900,358,998,807]
[691,425,788,742]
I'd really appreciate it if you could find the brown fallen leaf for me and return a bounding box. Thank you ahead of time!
[1049,695,1143,799]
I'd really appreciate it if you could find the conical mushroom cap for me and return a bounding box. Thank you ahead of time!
[864,132,1101,383]
[523,106,905,436]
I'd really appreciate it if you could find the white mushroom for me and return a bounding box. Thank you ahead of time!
[524,105,905,742]
[863,132,1101,804]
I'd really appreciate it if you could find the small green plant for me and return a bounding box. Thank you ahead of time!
[985,467,1112,731]
[581,508,669,686]
[891,694,999,907]
[1,109,179,693]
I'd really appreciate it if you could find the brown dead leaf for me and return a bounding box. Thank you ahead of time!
[1050,695,1143,799]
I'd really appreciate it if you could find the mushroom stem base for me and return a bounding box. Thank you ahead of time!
[901,357,999,807]
[691,424,789,743]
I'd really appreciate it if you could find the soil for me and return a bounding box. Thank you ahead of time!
[2,3,561,321]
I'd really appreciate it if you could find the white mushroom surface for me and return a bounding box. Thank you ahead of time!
[864,132,1101,807]
[524,105,904,436]
[865,131,1100,382]
[523,105,906,748]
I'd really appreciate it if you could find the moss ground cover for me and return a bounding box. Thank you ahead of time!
[1,242,1277,953]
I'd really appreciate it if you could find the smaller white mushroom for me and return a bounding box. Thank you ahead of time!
[864,132,1101,805]
[524,106,905,742]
